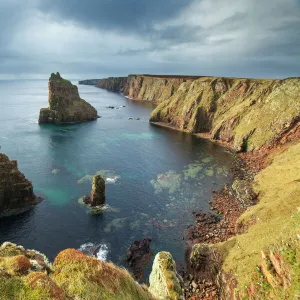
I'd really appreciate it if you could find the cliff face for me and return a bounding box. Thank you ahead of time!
[0,154,41,216]
[98,76,128,92]
[39,73,98,125]
[150,76,300,151]
[97,74,201,103]
[78,79,100,85]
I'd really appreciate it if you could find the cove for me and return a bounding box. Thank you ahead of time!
[0,79,234,280]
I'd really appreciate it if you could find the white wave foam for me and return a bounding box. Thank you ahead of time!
[96,244,109,261]
[78,242,109,261]
[105,176,120,184]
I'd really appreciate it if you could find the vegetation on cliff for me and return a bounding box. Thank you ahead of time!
[0,243,154,300]
[39,72,98,125]
[150,76,300,151]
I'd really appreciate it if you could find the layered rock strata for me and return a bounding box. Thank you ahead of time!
[39,72,98,124]
[0,153,42,216]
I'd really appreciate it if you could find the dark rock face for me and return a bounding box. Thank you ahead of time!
[0,154,42,216]
[39,72,98,125]
[78,79,100,86]
[83,174,105,207]
[126,238,153,281]
[98,77,128,93]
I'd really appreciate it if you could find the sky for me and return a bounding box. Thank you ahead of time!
[1,0,300,79]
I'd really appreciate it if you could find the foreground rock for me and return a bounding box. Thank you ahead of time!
[126,238,153,281]
[149,251,184,300]
[0,242,154,300]
[83,174,105,206]
[39,72,98,124]
[0,153,42,217]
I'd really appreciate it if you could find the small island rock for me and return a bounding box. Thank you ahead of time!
[39,72,98,125]
[83,174,105,206]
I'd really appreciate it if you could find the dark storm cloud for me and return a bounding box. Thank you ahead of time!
[38,0,195,34]
[0,0,300,78]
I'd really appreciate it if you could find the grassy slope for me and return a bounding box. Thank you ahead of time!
[0,246,154,300]
[220,141,300,297]
[150,77,300,151]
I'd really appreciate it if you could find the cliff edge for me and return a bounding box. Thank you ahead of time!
[39,72,98,125]
[0,153,42,217]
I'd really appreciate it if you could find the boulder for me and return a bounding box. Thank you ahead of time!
[83,175,105,207]
[231,179,257,206]
[149,251,184,300]
[0,153,42,217]
[38,72,98,125]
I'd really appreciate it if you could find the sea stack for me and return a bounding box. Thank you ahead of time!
[0,153,42,217]
[83,174,105,206]
[39,72,98,124]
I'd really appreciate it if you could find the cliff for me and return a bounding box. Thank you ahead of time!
[39,73,98,125]
[97,74,202,103]
[78,79,100,85]
[150,76,300,151]
[0,153,42,217]
[0,242,154,300]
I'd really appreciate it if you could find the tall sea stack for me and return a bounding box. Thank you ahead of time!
[39,72,98,125]
[0,153,42,216]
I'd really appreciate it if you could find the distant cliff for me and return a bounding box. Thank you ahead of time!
[94,74,300,151]
[39,72,98,125]
[78,79,100,85]
[0,154,42,216]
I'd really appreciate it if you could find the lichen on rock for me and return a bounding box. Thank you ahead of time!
[38,72,98,125]
[149,251,184,300]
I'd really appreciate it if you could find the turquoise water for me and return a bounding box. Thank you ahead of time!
[0,79,233,280]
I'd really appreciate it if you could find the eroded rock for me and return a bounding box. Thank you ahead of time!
[39,72,98,125]
[83,174,105,207]
[149,251,184,300]
[0,153,42,217]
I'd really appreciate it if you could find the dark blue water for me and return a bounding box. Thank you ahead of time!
[0,79,233,279]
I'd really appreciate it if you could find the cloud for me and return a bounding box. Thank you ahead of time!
[0,0,300,78]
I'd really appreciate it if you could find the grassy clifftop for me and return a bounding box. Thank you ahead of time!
[150,76,300,151]
[0,243,154,300]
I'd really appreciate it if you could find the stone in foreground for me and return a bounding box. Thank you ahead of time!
[149,251,184,300]
[83,174,105,206]
[39,72,98,125]
[0,153,42,217]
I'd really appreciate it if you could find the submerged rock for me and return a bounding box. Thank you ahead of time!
[149,251,184,300]
[0,153,42,217]
[126,238,153,281]
[83,175,105,207]
[38,72,98,125]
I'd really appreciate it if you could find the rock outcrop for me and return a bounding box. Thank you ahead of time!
[0,153,42,217]
[149,251,184,300]
[39,72,98,125]
[98,76,128,92]
[83,174,105,206]
[0,242,154,300]
[126,238,153,281]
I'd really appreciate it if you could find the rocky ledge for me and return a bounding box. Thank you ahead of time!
[0,153,42,217]
[39,72,98,125]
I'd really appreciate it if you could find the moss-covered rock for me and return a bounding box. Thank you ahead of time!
[149,251,184,300]
[39,72,98,125]
[53,248,154,300]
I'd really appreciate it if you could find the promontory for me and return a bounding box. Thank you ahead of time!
[39,72,98,125]
[0,153,42,217]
